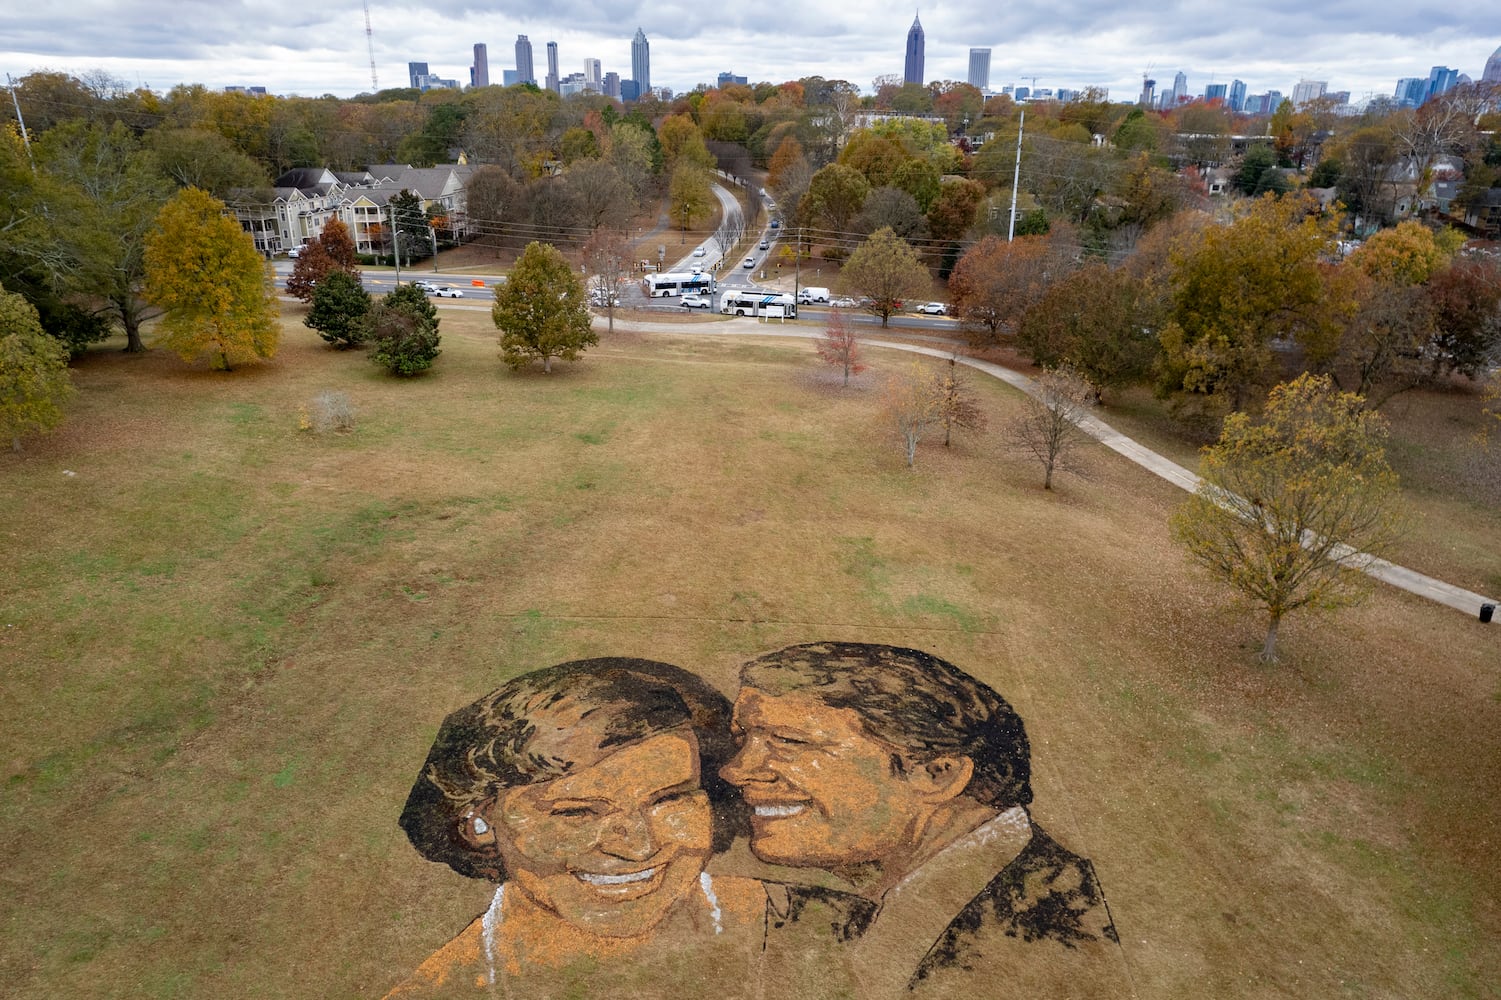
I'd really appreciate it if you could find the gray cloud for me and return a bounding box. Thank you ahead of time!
[2,0,1496,100]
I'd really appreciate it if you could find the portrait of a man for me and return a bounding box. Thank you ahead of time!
[722,642,1129,998]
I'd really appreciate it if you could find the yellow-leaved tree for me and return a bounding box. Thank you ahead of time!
[144,187,278,370]
[1171,373,1403,663]
[1,285,75,451]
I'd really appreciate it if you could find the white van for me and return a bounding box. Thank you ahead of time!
[797,287,830,304]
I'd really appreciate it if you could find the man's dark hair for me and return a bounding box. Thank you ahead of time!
[740,643,1032,809]
[399,658,746,881]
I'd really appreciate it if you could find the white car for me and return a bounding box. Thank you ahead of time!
[286,245,306,258]
[742,256,756,269]
[680,294,712,310]
[411,280,439,292]
[431,285,464,298]
[917,301,947,315]
[692,247,706,257]
[831,296,858,308]
[758,239,769,250]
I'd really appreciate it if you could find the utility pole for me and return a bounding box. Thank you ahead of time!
[793,227,802,315]
[1008,108,1025,242]
[429,226,439,272]
[389,202,402,282]
[6,74,35,173]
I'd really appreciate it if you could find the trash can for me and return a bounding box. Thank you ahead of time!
[1481,603,1496,624]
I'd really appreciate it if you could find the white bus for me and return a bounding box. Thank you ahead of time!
[642,271,717,297]
[720,290,797,319]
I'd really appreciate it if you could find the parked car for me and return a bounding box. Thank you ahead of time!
[431,285,464,298]
[286,244,307,258]
[692,247,706,257]
[830,296,858,308]
[917,301,947,315]
[680,294,712,310]
[742,256,756,268]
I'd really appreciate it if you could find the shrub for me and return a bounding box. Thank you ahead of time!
[300,390,357,433]
[368,302,441,377]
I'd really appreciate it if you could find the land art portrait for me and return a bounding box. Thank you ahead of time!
[390,645,1131,998]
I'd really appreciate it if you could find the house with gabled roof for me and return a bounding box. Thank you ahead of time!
[229,163,476,256]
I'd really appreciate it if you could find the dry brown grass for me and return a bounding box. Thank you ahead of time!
[2,308,1498,999]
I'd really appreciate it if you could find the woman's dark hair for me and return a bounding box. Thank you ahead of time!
[399,658,747,881]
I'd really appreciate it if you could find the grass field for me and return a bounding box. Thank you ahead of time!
[2,306,1498,999]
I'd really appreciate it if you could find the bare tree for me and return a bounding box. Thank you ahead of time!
[1011,363,1095,490]
[935,356,987,446]
[881,361,941,467]
[815,309,867,387]
[583,228,629,336]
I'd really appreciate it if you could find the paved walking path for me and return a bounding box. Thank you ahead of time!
[598,313,1498,624]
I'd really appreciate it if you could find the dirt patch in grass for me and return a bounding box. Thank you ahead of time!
[2,316,1497,999]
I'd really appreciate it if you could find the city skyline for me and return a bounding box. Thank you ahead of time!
[3,1,1498,105]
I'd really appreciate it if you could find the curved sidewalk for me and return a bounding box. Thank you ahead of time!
[599,313,1499,623]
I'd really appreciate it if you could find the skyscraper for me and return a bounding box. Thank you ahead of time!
[1228,79,1247,112]
[584,58,602,91]
[471,44,489,89]
[604,71,621,99]
[1139,75,1155,106]
[1171,71,1187,105]
[904,15,925,85]
[1291,79,1326,107]
[632,28,651,93]
[1204,83,1227,102]
[968,48,991,91]
[1426,65,1458,101]
[1485,44,1501,84]
[515,35,535,85]
[546,41,560,93]
[408,62,429,90]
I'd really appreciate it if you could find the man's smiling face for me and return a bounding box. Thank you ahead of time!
[719,689,936,872]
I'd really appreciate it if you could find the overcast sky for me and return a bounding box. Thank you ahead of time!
[3,1,1498,104]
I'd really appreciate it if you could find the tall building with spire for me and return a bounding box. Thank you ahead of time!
[515,35,535,85]
[632,28,651,94]
[546,41,559,93]
[904,14,925,85]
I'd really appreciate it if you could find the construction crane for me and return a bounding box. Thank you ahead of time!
[363,1,378,91]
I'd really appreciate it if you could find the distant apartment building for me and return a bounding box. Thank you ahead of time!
[408,62,429,90]
[968,48,991,91]
[1291,79,1326,107]
[515,35,535,85]
[546,41,560,93]
[904,15,925,85]
[471,44,489,89]
[632,28,651,93]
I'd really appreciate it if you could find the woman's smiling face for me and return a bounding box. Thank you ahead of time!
[488,731,714,938]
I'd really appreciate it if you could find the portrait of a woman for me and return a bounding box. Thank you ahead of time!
[385,658,766,998]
